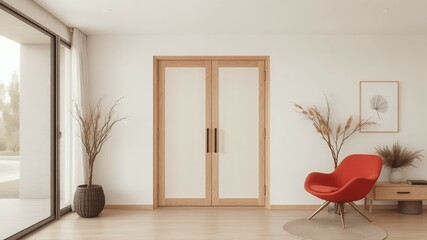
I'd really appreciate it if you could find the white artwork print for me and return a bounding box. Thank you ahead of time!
[360,81,399,132]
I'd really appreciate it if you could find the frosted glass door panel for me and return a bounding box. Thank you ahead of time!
[218,67,259,198]
[165,67,206,198]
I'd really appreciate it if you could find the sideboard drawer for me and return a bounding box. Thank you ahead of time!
[375,186,427,200]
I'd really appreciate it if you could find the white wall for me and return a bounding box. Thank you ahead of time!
[20,44,51,199]
[87,35,427,205]
[2,0,71,42]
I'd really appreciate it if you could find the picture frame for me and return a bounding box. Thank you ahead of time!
[359,81,399,133]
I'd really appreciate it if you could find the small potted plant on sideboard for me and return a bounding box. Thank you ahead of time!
[375,141,423,183]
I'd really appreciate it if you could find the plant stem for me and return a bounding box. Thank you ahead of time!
[88,167,93,188]
[376,110,381,120]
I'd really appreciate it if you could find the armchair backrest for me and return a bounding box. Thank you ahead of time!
[334,154,382,187]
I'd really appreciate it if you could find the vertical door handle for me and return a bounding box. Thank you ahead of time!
[206,128,210,153]
[214,128,218,153]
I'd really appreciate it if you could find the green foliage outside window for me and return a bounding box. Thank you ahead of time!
[0,71,20,156]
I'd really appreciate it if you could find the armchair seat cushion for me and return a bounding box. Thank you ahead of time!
[310,184,338,193]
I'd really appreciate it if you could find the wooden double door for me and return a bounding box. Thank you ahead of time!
[155,57,268,206]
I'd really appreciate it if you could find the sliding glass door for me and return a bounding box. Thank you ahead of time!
[59,43,72,210]
[0,6,55,239]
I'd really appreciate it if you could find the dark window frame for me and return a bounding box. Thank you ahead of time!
[0,1,71,239]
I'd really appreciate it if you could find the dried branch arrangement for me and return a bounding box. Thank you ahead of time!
[73,98,127,187]
[294,97,375,169]
[376,142,423,169]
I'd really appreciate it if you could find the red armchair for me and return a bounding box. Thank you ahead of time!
[304,154,382,228]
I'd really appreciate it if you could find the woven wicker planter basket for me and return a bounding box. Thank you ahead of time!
[74,184,105,218]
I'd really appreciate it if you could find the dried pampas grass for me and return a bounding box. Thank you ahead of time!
[376,142,423,169]
[294,96,375,169]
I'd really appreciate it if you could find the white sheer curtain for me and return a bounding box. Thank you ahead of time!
[70,28,89,209]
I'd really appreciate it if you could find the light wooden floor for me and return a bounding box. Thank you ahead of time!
[26,207,427,240]
[0,199,50,239]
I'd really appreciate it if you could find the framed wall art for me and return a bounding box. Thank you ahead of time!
[359,81,399,133]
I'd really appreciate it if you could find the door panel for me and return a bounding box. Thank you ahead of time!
[159,61,212,206]
[218,67,259,198]
[212,61,265,206]
[165,67,205,198]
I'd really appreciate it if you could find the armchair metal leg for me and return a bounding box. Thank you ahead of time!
[309,201,370,229]
[309,201,330,220]
[338,203,345,229]
[348,201,372,222]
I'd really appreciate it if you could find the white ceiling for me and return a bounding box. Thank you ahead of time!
[34,0,427,35]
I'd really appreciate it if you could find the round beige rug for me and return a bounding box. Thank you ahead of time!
[283,217,387,240]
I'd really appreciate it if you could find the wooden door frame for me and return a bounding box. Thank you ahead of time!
[153,56,270,208]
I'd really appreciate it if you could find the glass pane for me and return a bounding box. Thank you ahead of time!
[164,67,206,198]
[59,44,71,209]
[0,9,52,239]
[218,67,259,198]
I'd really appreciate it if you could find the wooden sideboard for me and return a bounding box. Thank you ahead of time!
[365,181,427,214]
